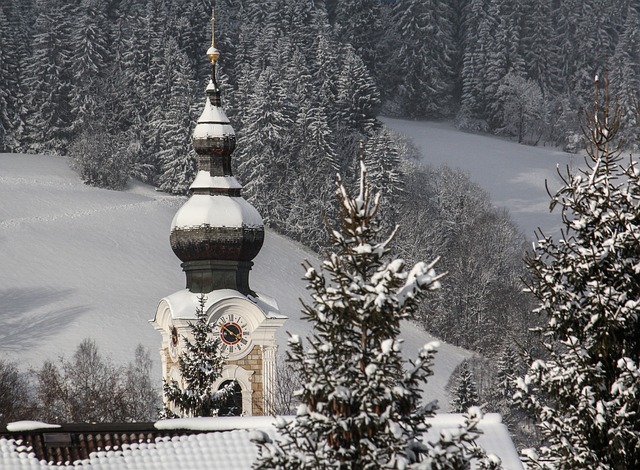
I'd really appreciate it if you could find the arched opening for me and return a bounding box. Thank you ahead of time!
[217,380,243,416]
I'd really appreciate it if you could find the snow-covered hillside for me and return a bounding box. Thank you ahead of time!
[0,153,470,411]
[383,118,575,239]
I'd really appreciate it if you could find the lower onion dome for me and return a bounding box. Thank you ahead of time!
[170,195,264,262]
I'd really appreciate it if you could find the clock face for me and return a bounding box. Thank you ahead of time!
[216,313,251,355]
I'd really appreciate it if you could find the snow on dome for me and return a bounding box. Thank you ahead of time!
[192,98,234,140]
[193,122,235,140]
[171,195,263,230]
[6,421,61,432]
[195,98,231,124]
[190,172,243,191]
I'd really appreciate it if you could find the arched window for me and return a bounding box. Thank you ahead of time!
[217,380,243,416]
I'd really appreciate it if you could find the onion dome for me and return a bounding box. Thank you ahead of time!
[169,10,264,295]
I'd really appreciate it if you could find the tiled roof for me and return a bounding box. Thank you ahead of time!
[0,415,523,469]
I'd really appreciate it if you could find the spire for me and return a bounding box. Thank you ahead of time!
[206,9,221,106]
[207,9,220,66]
[168,8,264,295]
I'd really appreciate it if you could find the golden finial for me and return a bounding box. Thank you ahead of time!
[207,9,220,64]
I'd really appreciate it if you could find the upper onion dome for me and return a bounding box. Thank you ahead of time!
[192,80,236,157]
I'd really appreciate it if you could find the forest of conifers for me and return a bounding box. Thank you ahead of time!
[1,0,638,358]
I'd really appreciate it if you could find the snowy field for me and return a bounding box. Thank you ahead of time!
[383,117,576,239]
[0,152,470,411]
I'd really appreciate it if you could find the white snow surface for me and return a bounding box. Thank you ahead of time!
[197,97,230,124]
[193,97,234,138]
[154,416,274,431]
[192,121,235,139]
[170,194,264,229]
[190,171,243,190]
[382,117,576,239]
[5,421,61,432]
[0,152,470,411]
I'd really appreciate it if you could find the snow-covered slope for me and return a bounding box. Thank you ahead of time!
[0,153,469,411]
[383,118,575,239]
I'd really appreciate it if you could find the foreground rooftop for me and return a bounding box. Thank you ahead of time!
[0,414,523,469]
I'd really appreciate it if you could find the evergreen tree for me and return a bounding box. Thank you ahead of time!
[514,78,640,468]
[610,2,640,148]
[334,44,380,136]
[253,161,501,469]
[450,360,480,413]
[2,0,34,151]
[363,129,404,202]
[68,0,111,138]
[521,0,557,97]
[23,0,74,155]
[155,37,197,195]
[332,0,382,74]
[0,9,14,150]
[457,0,491,131]
[163,295,231,418]
[492,346,520,404]
[236,65,293,211]
[282,48,338,248]
[487,345,534,447]
[482,0,509,130]
[392,0,455,118]
[68,123,130,190]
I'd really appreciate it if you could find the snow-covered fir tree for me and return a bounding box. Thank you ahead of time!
[491,346,520,405]
[252,161,501,469]
[450,361,480,414]
[155,37,197,195]
[363,129,404,201]
[514,78,640,469]
[23,0,74,155]
[68,0,110,139]
[68,123,130,190]
[391,0,455,118]
[163,295,231,417]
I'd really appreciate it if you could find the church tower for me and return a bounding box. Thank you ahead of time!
[151,11,286,416]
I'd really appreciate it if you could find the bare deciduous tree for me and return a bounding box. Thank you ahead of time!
[32,338,160,423]
[0,360,35,426]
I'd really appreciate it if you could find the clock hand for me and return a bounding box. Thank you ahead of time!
[222,324,243,340]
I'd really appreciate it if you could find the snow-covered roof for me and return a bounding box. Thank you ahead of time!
[156,289,283,322]
[192,98,235,139]
[170,194,263,229]
[190,171,243,191]
[0,414,523,469]
[5,422,61,432]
